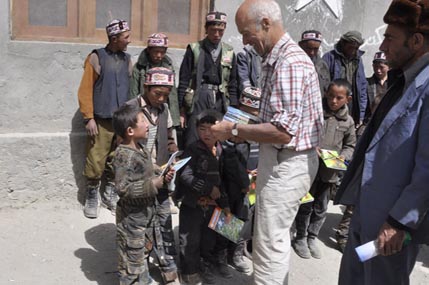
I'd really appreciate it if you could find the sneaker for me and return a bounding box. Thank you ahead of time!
[181,273,202,285]
[200,262,216,284]
[83,186,100,219]
[292,238,311,259]
[101,182,118,213]
[216,261,232,279]
[337,239,347,253]
[231,254,251,273]
[307,238,321,259]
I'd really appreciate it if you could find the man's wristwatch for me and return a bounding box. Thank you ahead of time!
[231,123,238,137]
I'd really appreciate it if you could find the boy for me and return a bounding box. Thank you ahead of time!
[177,110,231,285]
[293,79,356,259]
[112,104,175,285]
[126,67,180,284]
[222,86,261,272]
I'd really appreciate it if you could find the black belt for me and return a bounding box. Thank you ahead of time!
[201,83,219,91]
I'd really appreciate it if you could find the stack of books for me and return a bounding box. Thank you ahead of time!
[223,106,260,124]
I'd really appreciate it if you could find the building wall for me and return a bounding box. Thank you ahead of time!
[0,0,390,208]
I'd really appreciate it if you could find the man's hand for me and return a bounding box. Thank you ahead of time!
[210,186,221,200]
[377,222,406,256]
[85,119,98,136]
[180,114,187,128]
[211,120,235,141]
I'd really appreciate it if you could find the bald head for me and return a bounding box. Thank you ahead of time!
[235,0,284,57]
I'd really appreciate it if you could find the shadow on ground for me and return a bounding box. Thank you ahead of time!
[417,245,429,269]
[318,212,343,251]
[70,109,87,205]
[74,223,118,285]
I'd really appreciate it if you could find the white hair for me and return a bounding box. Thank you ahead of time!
[248,0,283,30]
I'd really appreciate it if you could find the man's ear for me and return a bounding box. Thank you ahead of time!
[347,96,353,103]
[261,18,270,31]
[409,33,425,51]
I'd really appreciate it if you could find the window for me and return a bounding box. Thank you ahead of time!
[11,0,210,48]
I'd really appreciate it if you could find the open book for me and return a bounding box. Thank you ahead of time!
[159,151,191,176]
[318,149,348,171]
[208,207,245,243]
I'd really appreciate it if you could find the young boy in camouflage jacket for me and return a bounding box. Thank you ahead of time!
[112,104,175,285]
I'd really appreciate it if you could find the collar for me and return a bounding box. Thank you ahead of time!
[403,53,429,91]
[264,33,292,66]
[203,38,220,51]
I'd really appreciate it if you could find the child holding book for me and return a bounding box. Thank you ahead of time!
[292,79,356,259]
[177,110,232,285]
[112,104,175,285]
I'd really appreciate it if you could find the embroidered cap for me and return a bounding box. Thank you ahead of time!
[240,87,262,109]
[147,33,168,48]
[145,67,174,86]
[300,30,323,43]
[373,51,387,63]
[106,19,130,37]
[206,11,227,24]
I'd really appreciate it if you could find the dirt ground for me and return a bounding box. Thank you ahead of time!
[1,199,428,285]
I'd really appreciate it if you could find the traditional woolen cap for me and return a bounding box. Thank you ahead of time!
[300,30,323,43]
[206,11,227,25]
[373,51,387,63]
[145,67,174,86]
[240,87,262,109]
[106,19,130,37]
[147,33,168,48]
[383,0,429,33]
[340,31,364,45]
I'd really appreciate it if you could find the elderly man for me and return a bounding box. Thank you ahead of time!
[298,30,330,94]
[335,0,429,284]
[211,1,323,284]
[323,31,368,126]
[77,19,132,218]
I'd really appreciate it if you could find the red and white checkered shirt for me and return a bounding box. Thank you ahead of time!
[259,33,323,151]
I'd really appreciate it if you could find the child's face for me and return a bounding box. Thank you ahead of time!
[326,85,350,112]
[372,62,389,80]
[144,86,171,108]
[132,112,149,140]
[197,122,217,148]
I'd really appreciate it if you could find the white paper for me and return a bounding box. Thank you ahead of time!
[355,240,379,262]
[159,150,183,177]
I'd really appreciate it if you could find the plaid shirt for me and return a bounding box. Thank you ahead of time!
[259,33,323,151]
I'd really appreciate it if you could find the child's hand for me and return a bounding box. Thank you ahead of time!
[224,207,232,224]
[164,168,176,183]
[152,176,164,189]
[210,186,221,200]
